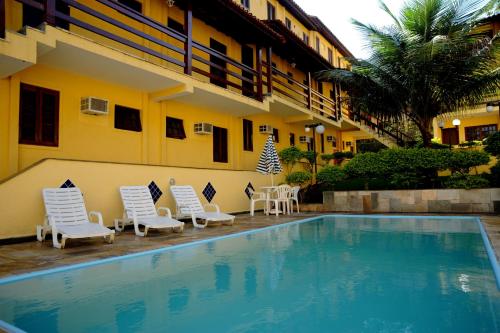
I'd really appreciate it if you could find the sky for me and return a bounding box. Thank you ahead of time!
[294,0,406,59]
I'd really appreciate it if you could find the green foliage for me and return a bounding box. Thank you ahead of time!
[486,160,500,187]
[301,151,318,173]
[285,171,312,187]
[448,150,490,175]
[444,174,489,190]
[320,154,335,163]
[459,140,482,148]
[316,0,499,147]
[484,132,500,156]
[316,166,345,189]
[278,146,303,175]
[357,140,386,153]
[343,152,388,179]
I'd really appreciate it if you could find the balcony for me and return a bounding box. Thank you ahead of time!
[0,0,408,144]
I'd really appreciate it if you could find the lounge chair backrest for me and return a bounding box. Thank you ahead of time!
[170,185,205,216]
[42,187,89,226]
[120,186,158,219]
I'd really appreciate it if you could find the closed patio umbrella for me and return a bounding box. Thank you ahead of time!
[256,135,282,186]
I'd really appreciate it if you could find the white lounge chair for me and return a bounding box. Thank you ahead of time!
[117,186,184,237]
[170,185,235,228]
[38,187,115,249]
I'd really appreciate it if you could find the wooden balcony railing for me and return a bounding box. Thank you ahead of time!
[2,0,408,146]
[262,60,342,121]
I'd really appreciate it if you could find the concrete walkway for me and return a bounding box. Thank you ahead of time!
[0,213,498,279]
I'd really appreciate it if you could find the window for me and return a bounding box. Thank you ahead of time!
[240,0,250,9]
[19,83,59,146]
[166,117,186,139]
[328,48,333,64]
[316,37,320,52]
[285,18,291,30]
[267,2,276,20]
[287,71,294,85]
[465,125,497,141]
[320,133,325,153]
[272,128,279,143]
[302,33,309,45]
[210,38,227,88]
[213,126,228,163]
[115,105,142,132]
[167,18,184,33]
[117,0,142,13]
[289,133,295,146]
[243,119,253,151]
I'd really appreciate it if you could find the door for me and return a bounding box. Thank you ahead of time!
[213,126,228,163]
[442,128,459,145]
[210,39,227,88]
[241,45,254,97]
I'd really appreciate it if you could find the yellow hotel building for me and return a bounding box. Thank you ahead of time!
[0,0,396,239]
[432,13,500,146]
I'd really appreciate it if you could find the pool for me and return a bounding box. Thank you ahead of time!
[0,215,499,332]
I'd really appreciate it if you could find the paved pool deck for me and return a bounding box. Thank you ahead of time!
[0,213,498,279]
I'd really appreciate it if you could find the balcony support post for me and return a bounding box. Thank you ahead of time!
[184,0,193,75]
[266,46,273,95]
[307,72,312,110]
[45,0,56,26]
[256,46,263,101]
[0,0,5,39]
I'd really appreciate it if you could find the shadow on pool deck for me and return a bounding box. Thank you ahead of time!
[0,212,498,279]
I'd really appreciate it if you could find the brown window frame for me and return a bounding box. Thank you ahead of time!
[465,124,497,141]
[243,119,253,151]
[213,126,228,163]
[272,128,279,143]
[285,17,292,30]
[19,83,60,147]
[114,105,142,132]
[267,2,276,20]
[166,117,186,139]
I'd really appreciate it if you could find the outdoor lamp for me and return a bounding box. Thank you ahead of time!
[437,120,444,129]
[305,127,311,133]
[487,104,494,113]
[452,119,461,127]
[166,0,175,7]
[315,124,325,134]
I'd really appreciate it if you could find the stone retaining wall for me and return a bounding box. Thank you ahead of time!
[323,188,500,213]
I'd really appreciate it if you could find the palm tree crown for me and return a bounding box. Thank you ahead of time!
[318,0,499,146]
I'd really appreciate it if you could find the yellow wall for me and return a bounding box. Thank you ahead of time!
[0,159,276,239]
[433,113,500,144]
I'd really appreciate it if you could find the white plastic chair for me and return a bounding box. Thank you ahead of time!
[289,186,300,213]
[249,188,269,216]
[274,184,292,215]
[117,186,184,237]
[170,185,235,228]
[38,187,115,249]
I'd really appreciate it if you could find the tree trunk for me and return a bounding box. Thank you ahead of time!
[417,117,434,147]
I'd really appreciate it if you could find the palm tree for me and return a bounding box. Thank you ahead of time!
[317,0,499,147]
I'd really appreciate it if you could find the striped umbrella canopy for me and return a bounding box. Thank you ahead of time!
[256,135,282,185]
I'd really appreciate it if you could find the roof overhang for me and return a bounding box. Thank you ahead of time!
[265,20,333,72]
[175,0,285,45]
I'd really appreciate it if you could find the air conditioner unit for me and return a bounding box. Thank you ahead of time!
[326,136,335,142]
[299,136,311,143]
[80,97,108,115]
[194,122,213,135]
[259,125,273,134]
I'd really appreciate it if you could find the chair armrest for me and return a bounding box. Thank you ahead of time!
[203,203,220,213]
[46,214,57,226]
[157,207,172,219]
[88,211,104,226]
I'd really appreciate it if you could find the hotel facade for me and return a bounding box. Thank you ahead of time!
[0,0,403,239]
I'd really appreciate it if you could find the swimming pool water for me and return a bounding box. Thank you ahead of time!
[0,216,499,333]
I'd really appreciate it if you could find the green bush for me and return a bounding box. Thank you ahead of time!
[344,152,387,179]
[301,151,318,173]
[316,166,345,189]
[357,140,386,153]
[342,151,354,159]
[278,146,303,175]
[459,140,481,147]
[484,132,500,156]
[444,174,489,189]
[484,160,500,187]
[320,154,335,163]
[285,171,312,186]
[448,150,490,175]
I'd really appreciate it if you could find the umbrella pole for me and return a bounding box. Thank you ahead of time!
[271,173,274,186]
